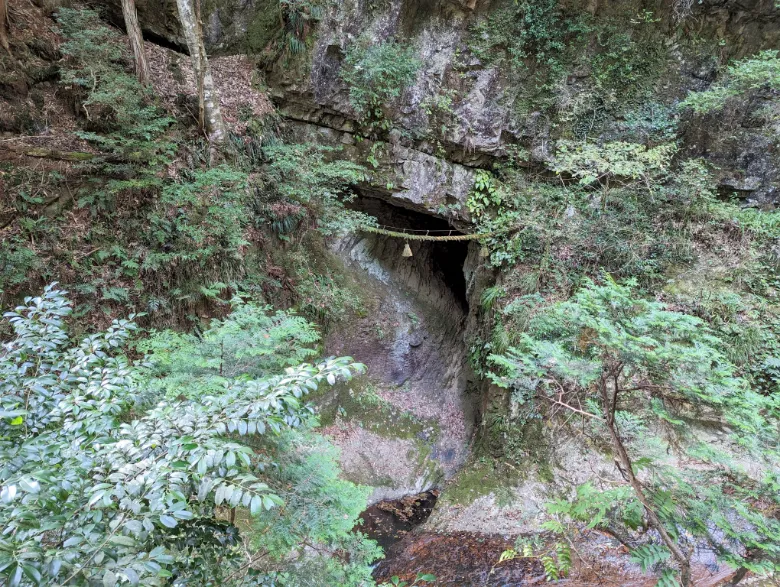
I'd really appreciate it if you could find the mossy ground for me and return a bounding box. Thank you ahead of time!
[316,376,437,442]
[438,458,518,507]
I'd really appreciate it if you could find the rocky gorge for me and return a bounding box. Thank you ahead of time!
[1,0,779,584]
[83,0,780,583]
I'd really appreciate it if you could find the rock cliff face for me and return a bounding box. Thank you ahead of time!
[317,198,483,503]
[284,121,476,219]
[124,0,780,205]
[263,0,779,204]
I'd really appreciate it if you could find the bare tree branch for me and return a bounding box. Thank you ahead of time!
[598,374,693,586]
[538,391,604,422]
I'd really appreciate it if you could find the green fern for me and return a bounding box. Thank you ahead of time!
[655,569,681,587]
[340,39,422,121]
[630,544,670,572]
[499,549,517,563]
[556,543,572,575]
[503,539,571,582]
[540,519,565,533]
[481,285,506,310]
[199,281,229,300]
[101,286,130,302]
[138,300,323,397]
[541,555,559,581]
[521,542,534,558]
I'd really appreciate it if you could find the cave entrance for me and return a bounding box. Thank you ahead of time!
[346,195,470,311]
[325,195,477,503]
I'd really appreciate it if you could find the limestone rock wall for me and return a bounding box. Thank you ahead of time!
[122,0,779,203]
[255,0,779,202]
[284,121,476,219]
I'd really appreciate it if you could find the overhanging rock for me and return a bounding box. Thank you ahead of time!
[285,120,476,220]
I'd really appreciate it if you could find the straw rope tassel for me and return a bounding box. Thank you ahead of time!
[360,226,502,242]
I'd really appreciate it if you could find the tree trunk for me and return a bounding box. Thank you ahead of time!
[0,0,10,55]
[174,0,227,147]
[600,376,693,587]
[121,0,151,85]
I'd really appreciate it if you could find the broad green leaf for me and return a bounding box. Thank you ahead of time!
[108,535,135,547]
[159,515,177,528]
[103,570,117,587]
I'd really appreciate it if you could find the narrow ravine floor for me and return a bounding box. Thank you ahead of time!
[320,196,479,502]
[371,530,740,587]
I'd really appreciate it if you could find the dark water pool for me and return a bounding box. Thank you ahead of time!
[358,490,439,552]
[358,491,543,585]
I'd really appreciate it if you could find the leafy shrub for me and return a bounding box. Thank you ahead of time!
[489,277,780,584]
[293,268,364,327]
[550,140,676,193]
[247,0,323,56]
[247,429,381,586]
[260,143,375,235]
[588,20,666,97]
[0,285,369,585]
[56,8,173,157]
[146,165,250,269]
[613,102,679,142]
[475,176,695,290]
[467,170,503,218]
[56,7,173,219]
[468,0,579,72]
[139,300,321,397]
[0,242,41,292]
[340,39,422,128]
[466,0,591,116]
[680,50,780,114]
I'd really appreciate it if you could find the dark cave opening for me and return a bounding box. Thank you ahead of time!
[346,195,470,311]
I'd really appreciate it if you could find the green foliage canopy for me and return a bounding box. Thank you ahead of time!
[261,143,376,236]
[550,140,676,192]
[139,299,320,398]
[489,277,780,584]
[0,286,371,585]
